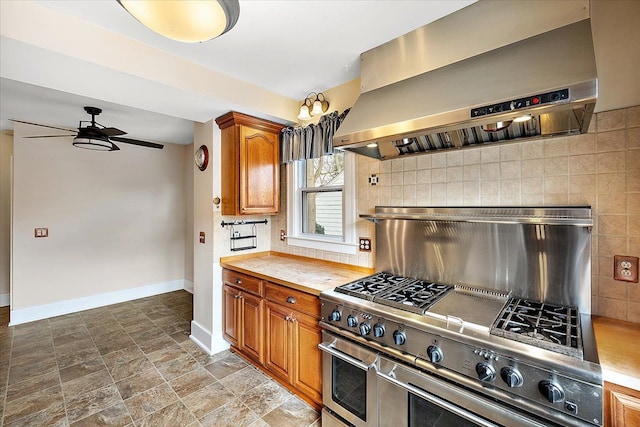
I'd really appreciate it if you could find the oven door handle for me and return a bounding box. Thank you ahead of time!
[377,370,499,427]
[318,342,377,371]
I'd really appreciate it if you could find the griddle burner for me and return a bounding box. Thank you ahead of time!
[491,297,582,358]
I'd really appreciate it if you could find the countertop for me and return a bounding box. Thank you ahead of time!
[219,251,373,296]
[593,316,640,391]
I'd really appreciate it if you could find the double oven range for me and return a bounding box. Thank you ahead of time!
[319,206,602,427]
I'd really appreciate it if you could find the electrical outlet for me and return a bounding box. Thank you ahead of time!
[280,230,286,241]
[359,237,372,252]
[614,255,639,283]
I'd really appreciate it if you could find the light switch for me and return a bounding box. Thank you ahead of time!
[199,231,205,244]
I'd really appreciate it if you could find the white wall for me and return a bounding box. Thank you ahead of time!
[0,131,13,306]
[11,122,188,318]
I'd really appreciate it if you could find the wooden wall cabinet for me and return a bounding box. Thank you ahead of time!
[215,112,284,216]
[222,268,323,407]
[222,270,264,364]
[604,382,640,427]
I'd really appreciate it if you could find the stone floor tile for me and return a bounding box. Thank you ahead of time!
[136,400,197,427]
[181,381,236,420]
[123,382,177,421]
[199,398,259,427]
[59,357,105,383]
[70,401,133,427]
[61,368,113,398]
[168,366,216,398]
[156,352,199,381]
[8,357,58,385]
[65,384,123,423]
[3,385,64,425]
[147,343,189,365]
[138,334,177,355]
[128,326,167,344]
[3,401,68,427]
[107,355,154,382]
[204,353,248,380]
[115,368,165,400]
[56,346,102,370]
[239,380,291,417]
[5,370,60,403]
[102,345,145,367]
[53,329,92,347]
[261,396,320,427]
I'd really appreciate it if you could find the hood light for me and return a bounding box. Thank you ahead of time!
[514,114,533,123]
[366,142,378,148]
[117,0,240,43]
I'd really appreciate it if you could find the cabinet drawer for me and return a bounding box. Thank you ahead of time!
[265,282,320,317]
[222,269,262,296]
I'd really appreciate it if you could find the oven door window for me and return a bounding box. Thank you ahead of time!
[409,388,480,427]
[332,357,367,421]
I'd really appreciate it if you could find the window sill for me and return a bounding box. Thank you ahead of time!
[286,236,357,255]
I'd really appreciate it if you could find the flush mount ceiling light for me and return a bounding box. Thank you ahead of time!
[297,92,329,121]
[117,0,240,43]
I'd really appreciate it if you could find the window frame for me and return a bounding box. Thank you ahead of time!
[286,151,357,254]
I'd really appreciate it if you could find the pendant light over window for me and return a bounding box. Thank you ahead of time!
[117,0,240,43]
[298,92,329,121]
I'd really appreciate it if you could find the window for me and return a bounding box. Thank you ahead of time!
[287,151,356,254]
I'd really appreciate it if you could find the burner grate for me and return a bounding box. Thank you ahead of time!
[376,280,452,314]
[334,273,452,313]
[491,298,582,358]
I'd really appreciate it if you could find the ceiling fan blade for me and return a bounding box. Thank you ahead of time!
[23,135,77,138]
[10,119,76,133]
[110,136,164,149]
[100,127,127,136]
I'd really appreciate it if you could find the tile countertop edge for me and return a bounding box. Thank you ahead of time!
[219,251,374,296]
[592,316,640,391]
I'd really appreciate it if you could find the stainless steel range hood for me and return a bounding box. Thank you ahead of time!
[333,19,598,160]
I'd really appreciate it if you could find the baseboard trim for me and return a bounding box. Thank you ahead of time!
[9,279,187,326]
[190,320,229,355]
[184,280,194,294]
[0,293,9,307]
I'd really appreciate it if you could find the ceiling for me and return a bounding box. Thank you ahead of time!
[0,0,475,146]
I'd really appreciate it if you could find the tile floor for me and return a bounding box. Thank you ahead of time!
[0,291,320,426]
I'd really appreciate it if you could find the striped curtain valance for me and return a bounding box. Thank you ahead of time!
[281,109,350,163]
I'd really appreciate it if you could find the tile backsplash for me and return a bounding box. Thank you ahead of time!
[271,105,640,323]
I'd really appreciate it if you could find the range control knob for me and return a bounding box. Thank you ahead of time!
[539,380,564,403]
[500,367,523,388]
[359,323,371,336]
[329,309,341,322]
[426,345,443,364]
[393,330,406,345]
[346,315,358,328]
[373,323,385,338]
[475,362,496,382]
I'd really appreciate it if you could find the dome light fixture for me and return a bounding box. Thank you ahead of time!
[298,92,329,121]
[73,134,120,151]
[117,0,240,43]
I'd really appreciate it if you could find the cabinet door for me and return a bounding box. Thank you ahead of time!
[240,292,263,364]
[265,301,293,382]
[605,382,640,427]
[292,309,323,405]
[239,126,279,215]
[222,284,240,347]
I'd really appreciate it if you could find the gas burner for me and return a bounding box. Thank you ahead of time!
[376,280,452,314]
[334,272,410,300]
[491,297,582,358]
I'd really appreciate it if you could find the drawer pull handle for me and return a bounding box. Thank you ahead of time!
[235,279,242,284]
[286,296,296,304]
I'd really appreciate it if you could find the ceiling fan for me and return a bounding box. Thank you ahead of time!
[11,106,164,151]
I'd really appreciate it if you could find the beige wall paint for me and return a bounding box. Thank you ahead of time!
[11,122,188,309]
[0,131,13,301]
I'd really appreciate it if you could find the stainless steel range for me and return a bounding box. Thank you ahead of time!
[319,206,602,427]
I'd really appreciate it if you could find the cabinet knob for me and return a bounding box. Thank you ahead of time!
[286,296,296,304]
[285,315,291,321]
[235,279,242,284]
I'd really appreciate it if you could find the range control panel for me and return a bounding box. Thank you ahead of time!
[471,88,569,118]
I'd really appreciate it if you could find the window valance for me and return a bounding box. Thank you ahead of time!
[281,109,350,163]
